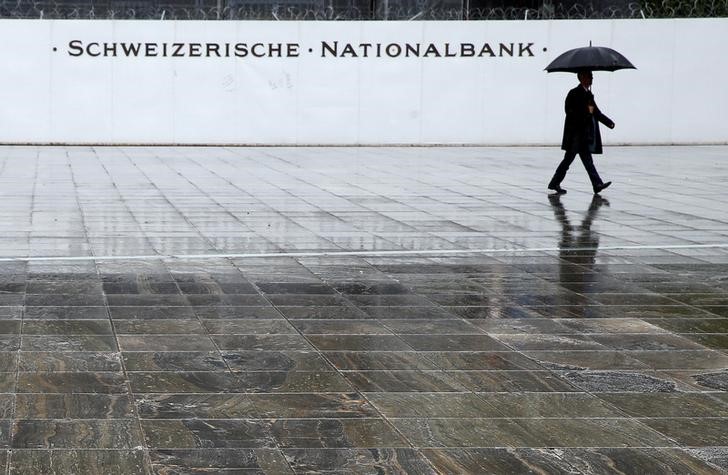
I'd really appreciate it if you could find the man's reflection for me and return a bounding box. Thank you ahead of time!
[548,194,609,306]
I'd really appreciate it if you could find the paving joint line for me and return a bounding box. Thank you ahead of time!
[0,243,727,262]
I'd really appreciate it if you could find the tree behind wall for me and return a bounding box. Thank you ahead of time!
[0,0,725,18]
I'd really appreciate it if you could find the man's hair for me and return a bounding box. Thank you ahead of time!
[577,70,593,80]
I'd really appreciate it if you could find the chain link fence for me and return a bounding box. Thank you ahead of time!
[0,0,725,19]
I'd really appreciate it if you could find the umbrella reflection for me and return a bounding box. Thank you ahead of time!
[549,194,609,298]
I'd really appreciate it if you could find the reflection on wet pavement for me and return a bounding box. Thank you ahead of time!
[0,146,726,473]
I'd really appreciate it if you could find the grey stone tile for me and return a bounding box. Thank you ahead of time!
[306,335,411,351]
[128,372,244,393]
[659,369,728,392]
[342,370,468,392]
[0,337,21,351]
[257,283,335,294]
[382,318,484,334]
[17,372,129,394]
[0,374,16,392]
[222,351,334,372]
[449,370,579,392]
[194,306,283,319]
[590,334,707,351]
[702,306,728,318]
[267,294,345,306]
[628,350,728,370]
[109,306,196,320]
[470,318,574,334]
[105,295,189,307]
[391,418,542,448]
[513,418,675,448]
[480,393,624,418]
[425,351,544,370]
[0,422,13,448]
[333,282,411,295]
[491,334,606,351]
[233,371,353,393]
[0,145,727,472]
[283,448,437,473]
[276,305,371,320]
[640,418,728,446]
[0,307,22,320]
[323,351,440,370]
[117,335,216,351]
[560,448,724,475]
[18,351,122,372]
[0,395,13,419]
[289,319,393,335]
[0,353,19,372]
[360,306,457,320]
[15,394,134,419]
[0,321,21,334]
[559,370,680,393]
[203,319,298,334]
[141,419,276,449]
[523,350,651,371]
[113,319,205,334]
[248,393,379,419]
[123,351,227,371]
[9,449,150,475]
[149,449,291,474]
[136,394,258,419]
[346,294,433,306]
[422,448,580,474]
[271,419,408,448]
[399,334,511,351]
[213,334,313,351]
[597,393,728,418]
[25,294,104,307]
[685,333,728,350]
[21,335,117,352]
[685,447,728,472]
[22,320,113,335]
[12,420,143,448]
[187,295,270,307]
[366,393,504,418]
[26,281,102,294]
[559,318,669,334]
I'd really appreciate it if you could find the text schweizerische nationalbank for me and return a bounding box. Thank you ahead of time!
[66,40,538,58]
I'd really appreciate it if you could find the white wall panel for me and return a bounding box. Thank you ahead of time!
[0,18,725,145]
[358,22,423,144]
[110,21,176,143]
[0,20,53,140]
[670,19,727,143]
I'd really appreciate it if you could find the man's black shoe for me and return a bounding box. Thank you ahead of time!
[593,181,612,194]
[548,185,567,195]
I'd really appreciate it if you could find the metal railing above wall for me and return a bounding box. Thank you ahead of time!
[0,0,725,20]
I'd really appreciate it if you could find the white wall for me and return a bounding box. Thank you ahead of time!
[0,18,726,145]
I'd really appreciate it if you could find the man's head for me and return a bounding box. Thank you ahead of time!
[577,70,593,88]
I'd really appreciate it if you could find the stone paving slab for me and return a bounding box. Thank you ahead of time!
[0,145,725,473]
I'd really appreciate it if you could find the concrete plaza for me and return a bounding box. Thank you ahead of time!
[0,145,725,473]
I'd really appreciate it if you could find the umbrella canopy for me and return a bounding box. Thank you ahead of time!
[545,45,636,73]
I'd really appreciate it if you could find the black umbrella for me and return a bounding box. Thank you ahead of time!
[545,44,636,73]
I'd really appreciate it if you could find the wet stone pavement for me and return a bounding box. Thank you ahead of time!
[0,145,726,473]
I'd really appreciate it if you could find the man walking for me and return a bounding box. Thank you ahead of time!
[548,70,614,195]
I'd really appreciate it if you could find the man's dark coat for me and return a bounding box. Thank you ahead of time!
[561,85,614,155]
